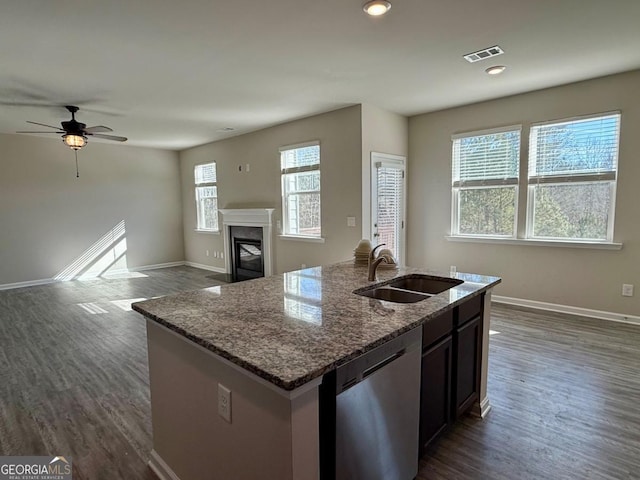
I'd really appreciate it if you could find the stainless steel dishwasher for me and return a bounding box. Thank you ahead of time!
[319,327,422,480]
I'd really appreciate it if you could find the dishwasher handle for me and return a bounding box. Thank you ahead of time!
[363,349,405,379]
[334,327,422,395]
[339,349,406,393]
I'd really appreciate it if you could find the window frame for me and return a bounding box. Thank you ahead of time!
[450,125,522,238]
[525,112,621,243]
[194,162,219,233]
[448,111,622,248]
[280,141,322,239]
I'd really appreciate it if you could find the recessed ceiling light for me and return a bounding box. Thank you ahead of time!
[363,0,391,16]
[485,65,506,75]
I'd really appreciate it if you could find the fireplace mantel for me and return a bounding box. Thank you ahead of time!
[219,209,275,277]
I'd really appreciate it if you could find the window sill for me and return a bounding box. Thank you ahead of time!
[279,235,325,244]
[445,236,622,250]
[194,229,221,235]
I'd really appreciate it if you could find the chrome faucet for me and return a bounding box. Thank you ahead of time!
[368,243,391,281]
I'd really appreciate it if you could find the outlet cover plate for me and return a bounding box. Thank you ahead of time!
[622,284,634,297]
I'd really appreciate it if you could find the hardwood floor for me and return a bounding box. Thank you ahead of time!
[418,304,640,480]
[0,267,222,480]
[1,268,639,479]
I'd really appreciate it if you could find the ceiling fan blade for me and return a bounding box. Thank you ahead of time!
[16,130,63,134]
[26,120,62,129]
[84,125,113,133]
[90,133,128,142]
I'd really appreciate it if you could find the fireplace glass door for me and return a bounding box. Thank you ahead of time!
[233,238,264,281]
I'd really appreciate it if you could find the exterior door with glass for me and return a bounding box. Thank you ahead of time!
[370,153,406,265]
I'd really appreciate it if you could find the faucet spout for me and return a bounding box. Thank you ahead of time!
[368,243,389,281]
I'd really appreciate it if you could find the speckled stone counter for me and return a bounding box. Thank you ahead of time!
[133,262,500,391]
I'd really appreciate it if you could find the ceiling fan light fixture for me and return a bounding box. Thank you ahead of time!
[363,0,391,16]
[63,134,87,150]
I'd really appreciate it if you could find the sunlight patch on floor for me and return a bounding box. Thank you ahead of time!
[77,302,109,314]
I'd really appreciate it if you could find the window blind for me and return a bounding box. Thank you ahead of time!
[452,128,520,187]
[280,142,320,173]
[195,163,217,184]
[529,113,620,183]
[375,163,404,259]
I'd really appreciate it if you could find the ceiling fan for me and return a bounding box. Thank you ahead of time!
[17,105,127,150]
[17,105,127,178]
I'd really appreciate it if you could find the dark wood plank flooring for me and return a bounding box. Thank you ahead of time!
[1,268,639,479]
[418,304,640,480]
[0,267,222,480]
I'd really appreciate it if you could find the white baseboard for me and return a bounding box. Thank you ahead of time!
[0,261,213,291]
[131,261,186,272]
[149,450,181,480]
[184,261,227,274]
[470,395,492,419]
[492,295,640,325]
[0,277,57,291]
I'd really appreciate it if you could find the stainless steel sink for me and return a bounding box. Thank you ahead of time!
[388,275,463,295]
[355,287,430,303]
[354,274,463,304]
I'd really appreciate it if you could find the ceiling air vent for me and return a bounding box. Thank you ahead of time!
[463,45,504,63]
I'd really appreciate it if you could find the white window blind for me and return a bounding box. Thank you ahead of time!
[375,162,404,261]
[451,127,521,237]
[529,113,620,182]
[527,112,620,241]
[280,141,321,237]
[452,127,521,187]
[194,162,219,232]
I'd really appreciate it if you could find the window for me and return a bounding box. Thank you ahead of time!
[451,127,521,237]
[280,141,321,237]
[528,113,620,241]
[194,162,218,232]
[449,112,621,245]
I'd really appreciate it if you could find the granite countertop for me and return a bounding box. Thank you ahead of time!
[132,262,501,391]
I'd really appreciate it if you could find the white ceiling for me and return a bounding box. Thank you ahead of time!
[1,0,639,150]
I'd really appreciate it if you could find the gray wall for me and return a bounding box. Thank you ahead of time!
[180,106,362,274]
[408,70,640,316]
[360,103,409,242]
[0,133,184,285]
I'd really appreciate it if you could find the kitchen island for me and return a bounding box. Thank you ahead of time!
[133,262,500,480]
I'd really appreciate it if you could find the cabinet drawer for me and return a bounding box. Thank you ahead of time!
[457,294,482,326]
[422,309,453,348]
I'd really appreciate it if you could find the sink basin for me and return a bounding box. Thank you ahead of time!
[388,275,463,295]
[355,287,430,303]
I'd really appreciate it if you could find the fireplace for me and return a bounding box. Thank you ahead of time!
[219,208,275,281]
[230,226,264,282]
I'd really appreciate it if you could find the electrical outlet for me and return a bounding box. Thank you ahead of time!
[220,252,224,259]
[246,163,250,172]
[218,384,232,423]
[206,250,210,257]
[622,284,634,297]
[213,251,217,258]
[301,263,307,269]
[347,216,356,227]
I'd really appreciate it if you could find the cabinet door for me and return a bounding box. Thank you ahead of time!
[420,335,452,454]
[453,316,481,418]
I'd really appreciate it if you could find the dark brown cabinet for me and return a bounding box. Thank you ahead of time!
[419,293,484,454]
[453,315,481,418]
[419,334,452,454]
